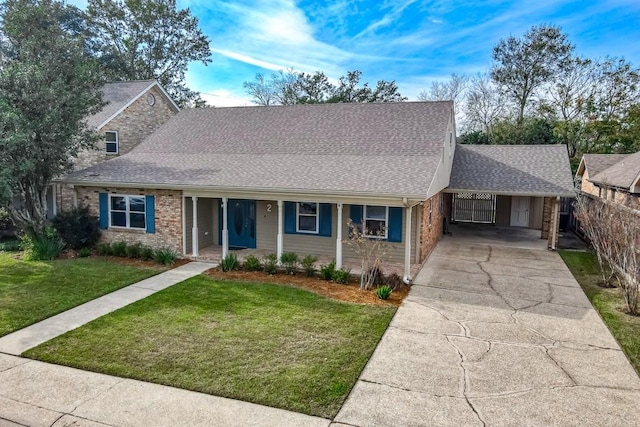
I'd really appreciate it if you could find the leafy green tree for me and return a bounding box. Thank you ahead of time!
[0,0,104,236]
[86,0,211,107]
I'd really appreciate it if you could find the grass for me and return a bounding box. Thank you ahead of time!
[25,276,396,418]
[560,250,640,374]
[0,252,164,337]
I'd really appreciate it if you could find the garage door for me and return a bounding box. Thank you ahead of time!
[453,192,496,223]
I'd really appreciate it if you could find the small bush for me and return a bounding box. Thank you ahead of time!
[367,265,385,287]
[21,228,65,261]
[0,239,20,252]
[263,253,278,275]
[280,251,298,274]
[78,247,91,258]
[154,247,177,266]
[221,253,239,271]
[96,243,112,256]
[111,241,128,257]
[126,242,143,259]
[52,205,101,250]
[319,261,336,281]
[333,267,352,284]
[301,254,318,277]
[385,272,403,290]
[140,246,155,261]
[243,254,261,272]
[376,285,393,300]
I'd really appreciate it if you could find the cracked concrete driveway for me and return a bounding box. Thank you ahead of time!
[335,235,640,427]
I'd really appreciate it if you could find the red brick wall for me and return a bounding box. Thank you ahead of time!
[419,192,444,262]
[542,196,560,248]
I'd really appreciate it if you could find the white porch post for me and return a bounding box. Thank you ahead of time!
[404,205,413,283]
[221,197,229,258]
[191,196,199,257]
[277,200,284,262]
[336,203,343,269]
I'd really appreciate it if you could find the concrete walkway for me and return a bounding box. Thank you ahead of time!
[0,262,213,355]
[336,236,640,426]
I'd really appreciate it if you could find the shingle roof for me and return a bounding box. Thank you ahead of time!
[589,151,640,190]
[448,144,575,196]
[87,80,157,128]
[65,102,454,198]
[582,154,629,178]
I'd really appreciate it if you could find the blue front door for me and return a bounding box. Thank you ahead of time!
[226,199,256,249]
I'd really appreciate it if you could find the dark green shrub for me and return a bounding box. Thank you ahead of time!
[111,241,128,257]
[385,272,403,290]
[263,253,278,275]
[96,242,112,256]
[221,253,239,271]
[333,267,352,284]
[140,246,155,261]
[78,247,91,258]
[243,254,261,272]
[52,205,100,250]
[21,228,64,261]
[367,265,385,287]
[376,284,393,300]
[126,242,143,259]
[301,254,318,277]
[154,247,177,265]
[0,239,20,252]
[280,251,298,274]
[319,261,336,281]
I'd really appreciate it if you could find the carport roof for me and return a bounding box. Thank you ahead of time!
[447,144,575,197]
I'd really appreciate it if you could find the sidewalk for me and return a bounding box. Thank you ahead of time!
[0,262,213,355]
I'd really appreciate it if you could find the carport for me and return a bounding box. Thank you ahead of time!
[445,144,575,249]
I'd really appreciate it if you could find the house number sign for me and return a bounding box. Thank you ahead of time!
[266,203,272,212]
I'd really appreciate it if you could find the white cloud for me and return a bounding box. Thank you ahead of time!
[200,89,253,108]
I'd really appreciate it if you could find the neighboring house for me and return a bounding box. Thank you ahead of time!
[576,152,640,209]
[48,80,179,217]
[59,101,574,281]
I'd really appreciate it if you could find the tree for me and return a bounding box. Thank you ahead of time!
[0,0,105,236]
[242,73,276,106]
[491,25,574,126]
[463,73,506,137]
[86,0,211,107]
[418,73,468,115]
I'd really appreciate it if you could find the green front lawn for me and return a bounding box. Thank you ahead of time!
[0,252,164,336]
[560,250,640,373]
[25,276,395,418]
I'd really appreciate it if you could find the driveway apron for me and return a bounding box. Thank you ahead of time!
[335,237,640,426]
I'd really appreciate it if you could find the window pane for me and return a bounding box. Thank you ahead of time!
[111,196,125,211]
[106,142,117,153]
[129,197,145,212]
[105,132,117,142]
[298,215,317,232]
[130,213,146,229]
[111,211,126,227]
[298,202,317,215]
[365,219,385,236]
[366,206,386,220]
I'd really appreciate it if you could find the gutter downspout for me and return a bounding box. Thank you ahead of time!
[403,198,417,285]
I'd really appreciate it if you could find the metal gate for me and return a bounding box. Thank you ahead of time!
[453,192,496,223]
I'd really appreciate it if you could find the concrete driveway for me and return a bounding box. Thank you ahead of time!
[335,232,640,426]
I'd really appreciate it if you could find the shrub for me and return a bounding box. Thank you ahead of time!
[51,205,100,250]
[243,254,261,272]
[301,254,318,277]
[21,228,64,261]
[385,272,403,290]
[126,242,143,259]
[78,247,91,258]
[333,267,352,284]
[320,261,336,281]
[0,239,20,252]
[0,207,15,237]
[280,252,298,274]
[367,264,385,287]
[140,246,155,261]
[111,241,128,257]
[263,253,278,275]
[154,247,177,266]
[96,243,112,256]
[376,285,393,300]
[221,253,239,271]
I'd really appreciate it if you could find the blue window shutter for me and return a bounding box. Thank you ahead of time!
[388,207,403,242]
[319,203,332,237]
[350,205,363,226]
[284,202,296,234]
[145,195,155,234]
[99,193,108,229]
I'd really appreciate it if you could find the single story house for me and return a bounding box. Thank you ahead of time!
[576,152,640,209]
[60,101,575,281]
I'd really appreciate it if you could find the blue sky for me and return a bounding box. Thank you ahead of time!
[72,0,640,107]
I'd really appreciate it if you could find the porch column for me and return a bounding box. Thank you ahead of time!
[336,203,343,269]
[191,196,199,257]
[221,197,229,258]
[277,200,284,262]
[404,205,413,283]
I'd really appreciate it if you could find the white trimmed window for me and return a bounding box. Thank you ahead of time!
[105,131,118,154]
[297,202,319,234]
[364,205,388,238]
[109,195,146,229]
